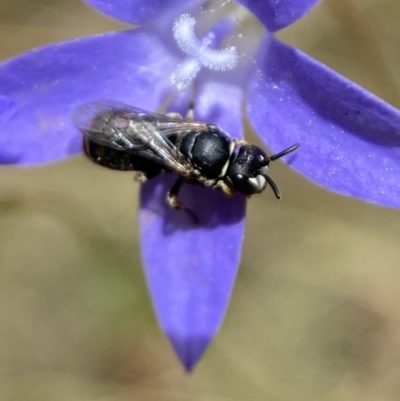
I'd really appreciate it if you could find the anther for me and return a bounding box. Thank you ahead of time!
[171,14,239,91]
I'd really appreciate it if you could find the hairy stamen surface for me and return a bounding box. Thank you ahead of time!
[171,13,239,90]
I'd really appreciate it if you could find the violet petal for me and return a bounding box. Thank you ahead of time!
[235,0,322,32]
[247,36,400,209]
[0,95,18,163]
[0,95,16,123]
[0,29,180,165]
[83,0,202,25]
[139,81,246,370]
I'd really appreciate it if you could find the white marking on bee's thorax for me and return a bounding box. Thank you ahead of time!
[219,140,236,178]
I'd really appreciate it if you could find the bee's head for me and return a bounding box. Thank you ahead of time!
[227,143,300,197]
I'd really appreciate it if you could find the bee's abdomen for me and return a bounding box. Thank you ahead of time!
[83,137,138,171]
[83,138,162,180]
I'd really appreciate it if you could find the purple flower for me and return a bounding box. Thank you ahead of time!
[1,0,400,371]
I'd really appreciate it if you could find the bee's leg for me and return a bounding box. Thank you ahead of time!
[134,167,162,183]
[166,178,184,209]
[185,100,195,122]
[134,172,148,183]
[165,112,183,120]
[214,180,235,197]
[167,178,199,225]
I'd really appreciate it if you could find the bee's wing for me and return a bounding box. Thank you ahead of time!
[72,100,184,148]
[72,100,196,176]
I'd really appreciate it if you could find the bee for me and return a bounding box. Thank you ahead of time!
[72,100,299,220]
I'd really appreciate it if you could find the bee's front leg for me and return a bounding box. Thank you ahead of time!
[214,179,235,197]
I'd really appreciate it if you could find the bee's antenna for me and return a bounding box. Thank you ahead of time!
[261,173,281,199]
[270,143,300,161]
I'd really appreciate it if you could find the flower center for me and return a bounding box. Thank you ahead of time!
[170,13,238,91]
[169,1,262,91]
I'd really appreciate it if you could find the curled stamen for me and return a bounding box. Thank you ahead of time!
[197,46,238,71]
[173,14,200,57]
[170,58,202,91]
[171,14,239,90]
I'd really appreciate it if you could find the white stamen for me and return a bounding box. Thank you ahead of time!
[171,13,239,90]
[173,14,200,57]
[197,46,238,71]
[170,58,202,91]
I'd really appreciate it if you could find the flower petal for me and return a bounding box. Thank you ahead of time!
[0,95,18,163]
[235,0,322,32]
[247,36,400,209]
[0,29,179,165]
[83,0,202,25]
[139,81,246,370]
[0,95,16,123]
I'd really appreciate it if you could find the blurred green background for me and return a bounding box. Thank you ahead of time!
[1,0,400,399]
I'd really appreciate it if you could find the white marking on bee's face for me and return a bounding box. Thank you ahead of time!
[248,175,267,193]
[219,140,235,178]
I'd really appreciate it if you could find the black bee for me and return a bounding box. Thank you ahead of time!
[72,100,299,218]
